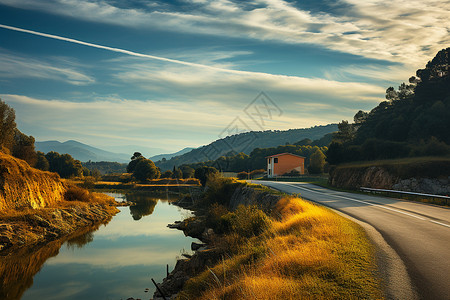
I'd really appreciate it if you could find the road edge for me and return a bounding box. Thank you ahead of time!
[330,209,418,300]
[253,181,419,300]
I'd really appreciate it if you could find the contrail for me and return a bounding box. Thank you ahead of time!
[0,23,254,76]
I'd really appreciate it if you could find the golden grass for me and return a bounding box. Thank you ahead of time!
[179,196,382,299]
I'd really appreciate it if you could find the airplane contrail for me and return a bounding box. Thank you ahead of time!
[0,23,254,76]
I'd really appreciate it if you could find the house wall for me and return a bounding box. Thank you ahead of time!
[273,155,305,176]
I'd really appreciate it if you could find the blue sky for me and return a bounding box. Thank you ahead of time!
[0,0,448,155]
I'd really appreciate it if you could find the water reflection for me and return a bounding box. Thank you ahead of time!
[66,232,94,249]
[0,225,101,300]
[1,192,196,300]
[127,193,158,220]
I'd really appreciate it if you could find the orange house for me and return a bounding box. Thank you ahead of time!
[266,153,305,178]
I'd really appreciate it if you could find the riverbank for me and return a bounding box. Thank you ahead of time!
[154,177,382,299]
[0,152,120,254]
[0,193,119,254]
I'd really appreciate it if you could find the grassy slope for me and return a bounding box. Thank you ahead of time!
[179,195,381,299]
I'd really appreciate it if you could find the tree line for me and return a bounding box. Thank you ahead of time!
[327,47,450,165]
[0,99,100,179]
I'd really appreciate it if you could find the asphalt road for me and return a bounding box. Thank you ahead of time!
[252,181,450,300]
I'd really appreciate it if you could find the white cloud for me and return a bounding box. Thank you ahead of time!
[0,0,448,65]
[0,51,94,85]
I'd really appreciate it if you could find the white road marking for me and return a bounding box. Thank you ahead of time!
[264,182,450,228]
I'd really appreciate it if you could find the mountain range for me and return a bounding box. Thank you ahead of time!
[35,140,131,163]
[155,124,338,170]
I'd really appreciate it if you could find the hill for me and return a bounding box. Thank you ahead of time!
[35,140,130,163]
[150,147,195,162]
[328,47,450,164]
[155,124,337,170]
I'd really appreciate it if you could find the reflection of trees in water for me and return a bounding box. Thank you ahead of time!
[0,240,61,300]
[66,231,94,249]
[125,193,159,221]
[0,225,100,300]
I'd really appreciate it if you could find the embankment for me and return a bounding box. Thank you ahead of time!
[329,157,450,195]
[0,152,119,253]
[154,178,381,299]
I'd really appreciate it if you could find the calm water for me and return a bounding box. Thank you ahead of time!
[2,192,196,300]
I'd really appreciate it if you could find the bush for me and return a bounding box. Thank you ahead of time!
[194,166,219,186]
[64,185,92,202]
[224,205,271,238]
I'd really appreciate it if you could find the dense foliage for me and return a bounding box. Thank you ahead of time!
[45,151,83,178]
[82,161,127,175]
[194,166,219,186]
[0,100,38,166]
[182,142,328,174]
[328,48,450,164]
[132,158,160,182]
[156,124,337,170]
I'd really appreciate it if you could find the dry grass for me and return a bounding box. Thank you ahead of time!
[179,197,382,299]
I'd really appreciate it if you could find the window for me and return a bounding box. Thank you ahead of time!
[274,157,278,163]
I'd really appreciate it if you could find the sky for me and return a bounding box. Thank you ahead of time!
[0,0,449,155]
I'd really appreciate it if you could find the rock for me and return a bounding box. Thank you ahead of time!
[191,242,206,251]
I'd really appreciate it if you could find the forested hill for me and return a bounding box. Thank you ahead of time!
[328,47,450,164]
[155,124,337,170]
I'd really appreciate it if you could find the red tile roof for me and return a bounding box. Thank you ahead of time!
[266,153,305,158]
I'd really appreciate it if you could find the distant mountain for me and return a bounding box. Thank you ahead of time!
[103,145,169,157]
[156,124,338,170]
[150,147,195,162]
[35,140,130,163]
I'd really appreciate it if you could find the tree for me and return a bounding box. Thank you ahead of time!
[171,166,183,179]
[334,120,355,143]
[194,166,219,186]
[35,151,49,171]
[180,165,195,178]
[353,110,368,125]
[161,170,173,178]
[45,151,83,178]
[12,129,37,166]
[133,159,160,182]
[308,148,326,174]
[0,99,16,152]
[127,153,145,173]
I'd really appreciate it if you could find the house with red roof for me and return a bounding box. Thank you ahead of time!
[266,153,305,178]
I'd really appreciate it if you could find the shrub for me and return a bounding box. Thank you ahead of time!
[225,205,271,238]
[64,185,92,202]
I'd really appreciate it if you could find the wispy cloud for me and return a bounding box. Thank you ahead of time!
[0,50,94,85]
[1,92,365,151]
[1,0,448,65]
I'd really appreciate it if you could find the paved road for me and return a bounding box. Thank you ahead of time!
[253,181,450,300]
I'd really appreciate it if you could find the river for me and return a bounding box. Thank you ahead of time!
[1,192,196,300]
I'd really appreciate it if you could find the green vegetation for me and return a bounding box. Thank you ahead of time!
[0,99,38,166]
[180,143,328,174]
[308,148,326,174]
[133,158,160,182]
[179,179,381,299]
[156,124,337,170]
[194,166,219,186]
[328,48,450,165]
[45,151,83,179]
[82,161,127,175]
